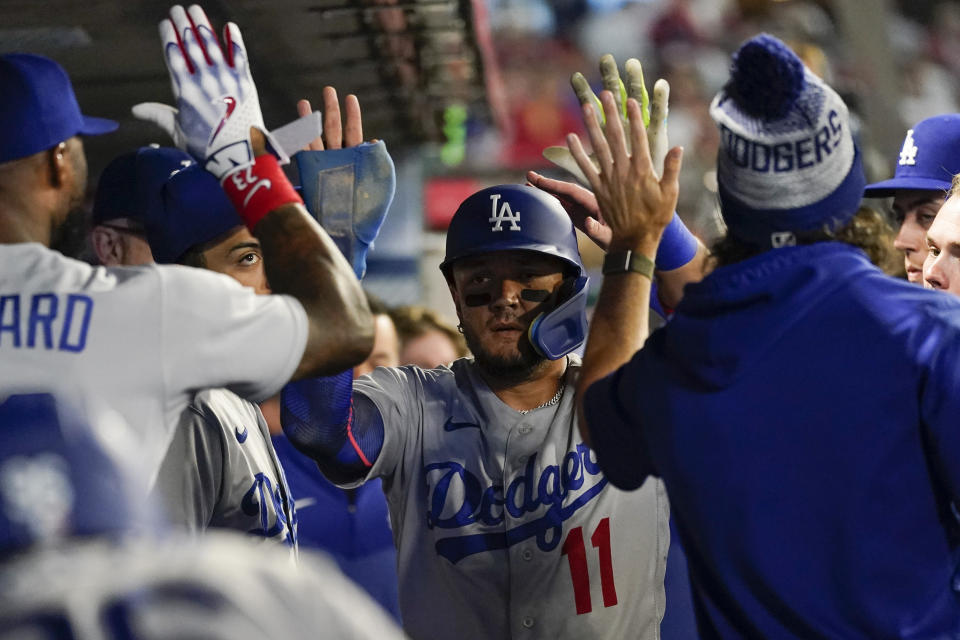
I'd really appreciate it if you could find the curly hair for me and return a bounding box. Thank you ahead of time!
[709,206,902,276]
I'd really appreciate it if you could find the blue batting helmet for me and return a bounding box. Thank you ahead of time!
[0,393,145,554]
[440,184,589,360]
[93,145,194,226]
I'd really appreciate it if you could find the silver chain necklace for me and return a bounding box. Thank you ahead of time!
[518,384,565,414]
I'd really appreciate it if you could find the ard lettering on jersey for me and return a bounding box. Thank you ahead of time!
[424,444,606,564]
[0,294,93,352]
[899,129,918,166]
[488,193,521,231]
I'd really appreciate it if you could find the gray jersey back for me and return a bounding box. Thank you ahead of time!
[0,531,404,639]
[151,389,297,549]
[0,245,308,486]
[355,355,669,640]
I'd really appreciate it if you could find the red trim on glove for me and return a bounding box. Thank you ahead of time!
[221,155,302,231]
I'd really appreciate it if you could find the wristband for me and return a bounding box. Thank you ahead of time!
[221,155,303,230]
[656,212,699,270]
[602,250,655,279]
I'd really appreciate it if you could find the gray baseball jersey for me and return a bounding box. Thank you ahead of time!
[0,531,405,639]
[0,244,307,485]
[353,355,669,640]
[151,389,297,548]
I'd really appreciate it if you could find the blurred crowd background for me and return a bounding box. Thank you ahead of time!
[382,0,960,322]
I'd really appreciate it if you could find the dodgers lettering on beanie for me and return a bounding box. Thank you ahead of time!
[709,34,866,248]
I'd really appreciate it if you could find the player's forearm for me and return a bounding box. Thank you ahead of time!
[281,372,385,486]
[576,240,656,447]
[255,204,374,379]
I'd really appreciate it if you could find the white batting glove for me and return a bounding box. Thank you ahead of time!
[544,54,669,185]
[136,5,285,180]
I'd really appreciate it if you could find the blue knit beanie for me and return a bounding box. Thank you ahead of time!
[709,34,866,248]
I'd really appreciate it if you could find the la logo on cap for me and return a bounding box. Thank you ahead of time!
[488,193,521,231]
[899,129,918,166]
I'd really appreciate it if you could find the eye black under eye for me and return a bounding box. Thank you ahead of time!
[520,289,550,302]
[464,293,491,307]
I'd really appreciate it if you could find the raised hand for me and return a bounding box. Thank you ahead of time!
[297,86,364,151]
[543,54,669,186]
[133,4,284,180]
[567,91,681,253]
[526,170,613,250]
[293,87,393,280]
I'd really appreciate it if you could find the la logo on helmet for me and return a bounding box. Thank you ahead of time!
[899,129,918,166]
[488,194,521,232]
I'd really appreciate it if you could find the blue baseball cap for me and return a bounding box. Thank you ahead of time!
[863,114,960,197]
[0,53,117,164]
[92,146,195,226]
[145,164,243,264]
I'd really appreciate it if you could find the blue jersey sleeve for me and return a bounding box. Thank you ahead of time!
[581,352,657,490]
[281,371,385,485]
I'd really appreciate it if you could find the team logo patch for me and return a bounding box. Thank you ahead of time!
[770,231,796,248]
[212,95,238,142]
[488,194,521,231]
[899,129,918,166]
[242,472,296,546]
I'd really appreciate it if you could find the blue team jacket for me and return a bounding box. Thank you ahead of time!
[585,242,960,639]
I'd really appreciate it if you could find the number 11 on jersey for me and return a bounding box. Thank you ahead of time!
[561,516,618,615]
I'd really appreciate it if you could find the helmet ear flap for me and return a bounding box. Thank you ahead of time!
[527,275,590,360]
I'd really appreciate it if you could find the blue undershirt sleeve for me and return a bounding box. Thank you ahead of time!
[655,212,699,271]
[280,371,385,485]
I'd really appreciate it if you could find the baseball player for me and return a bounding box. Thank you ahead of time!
[863,114,960,282]
[576,34,960,637]
[142,161,297,547]
[139,72,397,559]
[0,392,405,640]
[282,184,671,640]
[89,145,194,267]
[0,7,373,486]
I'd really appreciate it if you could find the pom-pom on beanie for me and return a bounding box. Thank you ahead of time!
[709,34,865,248]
